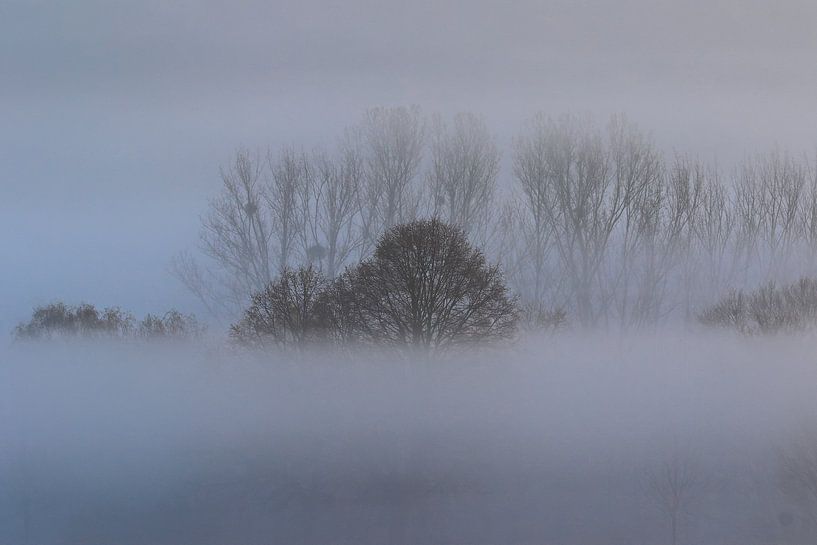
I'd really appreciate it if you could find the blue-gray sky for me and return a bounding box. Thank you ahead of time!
[3,0,817,332]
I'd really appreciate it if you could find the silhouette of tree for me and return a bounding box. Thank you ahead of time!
[337,218,518,352]
[230,266,328,348]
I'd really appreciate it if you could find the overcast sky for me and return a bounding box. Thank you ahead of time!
[2,0,817,331]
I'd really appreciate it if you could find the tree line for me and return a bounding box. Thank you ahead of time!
[174,107,817,330]
[229,219,518,352]
[14,302,202,341]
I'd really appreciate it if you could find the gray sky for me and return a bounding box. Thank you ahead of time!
[2,0,817,331]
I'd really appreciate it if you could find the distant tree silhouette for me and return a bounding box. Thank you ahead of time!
[137,310,203,339]
[14,302,202,341]
[698,277,817,334]
[14,302,133,340]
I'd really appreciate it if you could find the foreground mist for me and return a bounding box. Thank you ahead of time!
[2,332,816,544]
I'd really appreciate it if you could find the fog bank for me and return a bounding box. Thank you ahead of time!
[2,332,816,544]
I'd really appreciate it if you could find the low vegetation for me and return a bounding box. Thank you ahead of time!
[698,277,817,335]
[14,302,202,341]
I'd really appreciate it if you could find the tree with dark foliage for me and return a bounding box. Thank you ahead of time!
[340,219,518,351]
[230,266,328,348]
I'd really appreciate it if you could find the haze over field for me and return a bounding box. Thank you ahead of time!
[2,334,817,544]
[4,0,817,329]
[4,2,817,544]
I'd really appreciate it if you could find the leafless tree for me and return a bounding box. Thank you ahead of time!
[333,219,518,352]
[137,310,203,339]
[689,164,738,312]
[698,277,817,334]
[268,147,308,273]
[514,114,663,326]
[230,266,328,349]
[644,452,706,545]
[511,115,558,305]
[428,112,499,244]
[799,155,817,262]
[604,118,669,327]
[309,145,364,278]
[174,109,817,330]
[357,106,425,251]
[173,149,272,313]
[732,151,809,284]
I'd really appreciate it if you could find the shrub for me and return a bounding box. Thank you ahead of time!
[14,302,134,340]
[14,302,202,341]
[698,278,817,334]
[138,310,204,339]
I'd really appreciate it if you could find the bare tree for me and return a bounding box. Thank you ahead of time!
[428,112,500,244]
[230,266,328,349]
[604,118,669,327]
[732,151,809,284]
[511,115,556,304]
[689,164,738,312]
[309,145,363,278]
[174,110,817,329]
[799,155,817,264]
[267,148,308,273]
[698,277,817,334]
[174,149,272,313]
[357,106,425,251]
[137,310,203,339]
[335,219,518,352]
[514,114,662,326]
[644,452,706,545]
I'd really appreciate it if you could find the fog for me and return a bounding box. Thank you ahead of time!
[4,0,817,329]
[5,2,817,543]
[1,333,816,544]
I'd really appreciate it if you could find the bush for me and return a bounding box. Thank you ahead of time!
[137,310,204,340]
[14,302,134,340]
[14,302,202,341]
[698,278,817,334]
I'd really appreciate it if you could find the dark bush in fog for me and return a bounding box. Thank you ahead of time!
[698,277,817,334]
[14,302,202,341]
